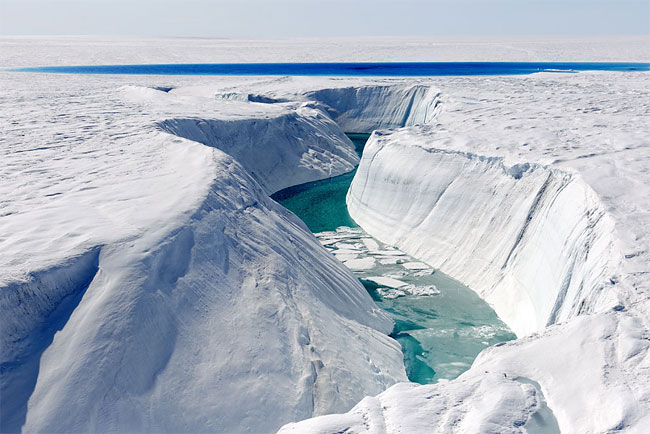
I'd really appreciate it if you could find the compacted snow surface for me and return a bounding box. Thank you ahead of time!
[2,36,650,434]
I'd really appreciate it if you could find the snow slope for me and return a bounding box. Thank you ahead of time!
[282,306,650,433]
[171,79,442,134]
[285,70,650,433]
[0,74,412,433]
[20,149,405,433]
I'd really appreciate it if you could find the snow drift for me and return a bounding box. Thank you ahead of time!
[177,81,442,134]
[20,148,405,433]
[302,84,442,133]
[158,104,358,194]
[1,81,412,433]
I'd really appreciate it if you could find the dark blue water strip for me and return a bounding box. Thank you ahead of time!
[9,62,650,76]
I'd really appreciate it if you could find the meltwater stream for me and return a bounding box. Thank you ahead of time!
[272,134,515,384]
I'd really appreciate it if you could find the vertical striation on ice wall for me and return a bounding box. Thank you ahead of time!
[156,105,359,195]
[347,129,621,336]
[302,84,442,133]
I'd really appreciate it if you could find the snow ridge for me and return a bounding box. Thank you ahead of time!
[176,81,443,133]
[157,104,359,194]
[302,84,442,133]
[21,151,406,433]
[0,247,100,432]
[2,79,432,433]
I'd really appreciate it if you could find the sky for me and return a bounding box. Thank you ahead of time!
[1,0,649,37]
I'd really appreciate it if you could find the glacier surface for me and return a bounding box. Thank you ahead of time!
[2,36,650,434]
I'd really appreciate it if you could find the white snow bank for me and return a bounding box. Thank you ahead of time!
[157,106,358,194]
[364,276,407,289]
[468,309,650,433]
[281,305,650,433]
[279,374,543,434]
[0,248,100,432]
[302,84,441,133]
[172,79,443,134]
[346,70,650,337]
[344,257,377,270]
[0,75,407,433]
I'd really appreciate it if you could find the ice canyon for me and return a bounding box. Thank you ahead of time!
[1,37,650,434]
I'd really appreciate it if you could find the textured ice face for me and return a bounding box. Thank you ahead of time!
[348,135,621,336]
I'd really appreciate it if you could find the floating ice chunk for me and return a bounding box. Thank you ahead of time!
[369,250,406,256]
[368,280,442,300]
[410,285,440,296]
[402,262,430,270]
[362,238,380,251]
[365,276,408,288]
[344,257,376,270]
[334,242,362,251]
[378,257,399,265]
[336,226,363,234]
[335,248,361,254]
[335,253,358,262]
[316,233,355,246]
[318,238,343,246]
[378,289,403,299]
[376,256,406,264]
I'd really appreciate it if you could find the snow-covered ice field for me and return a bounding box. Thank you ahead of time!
[1,36,649,433]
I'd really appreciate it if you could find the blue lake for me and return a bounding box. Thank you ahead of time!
[11,62,650,76]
